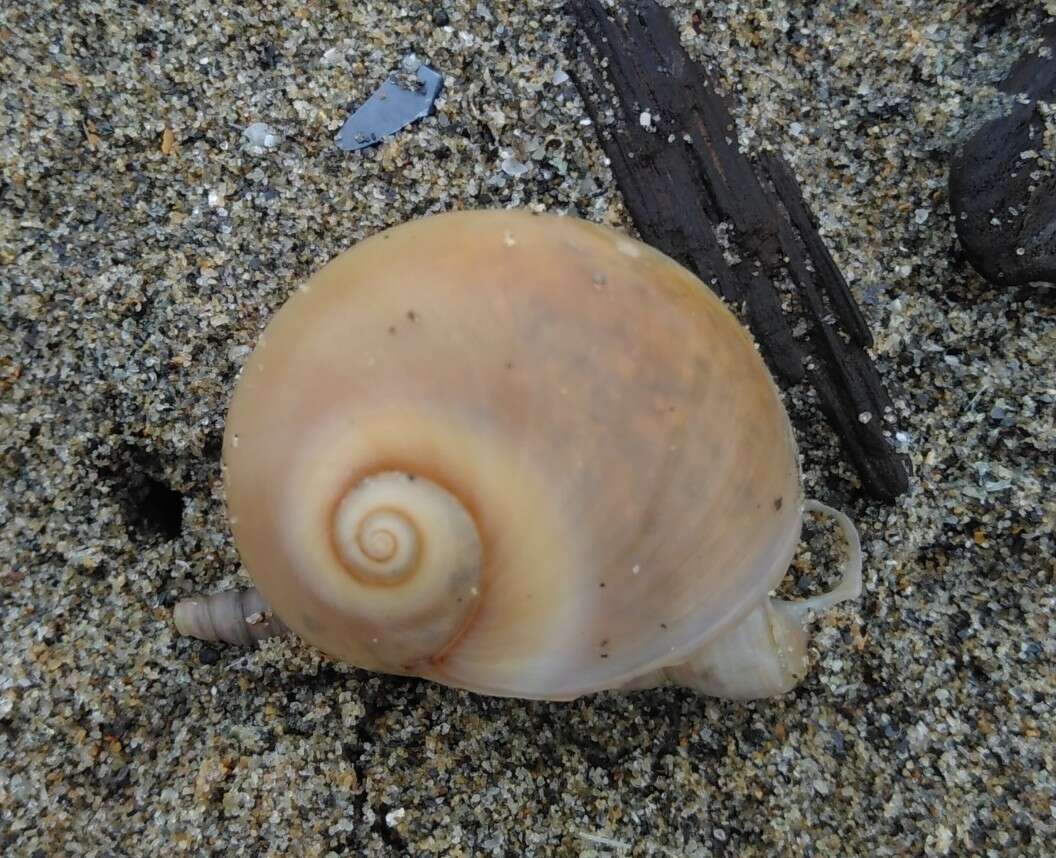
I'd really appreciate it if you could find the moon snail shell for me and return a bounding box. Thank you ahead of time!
[175,210,863,701]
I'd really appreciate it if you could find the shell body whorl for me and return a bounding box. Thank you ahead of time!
[223,210,803,699]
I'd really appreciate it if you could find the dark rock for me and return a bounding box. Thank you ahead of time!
[949,26,1056,286]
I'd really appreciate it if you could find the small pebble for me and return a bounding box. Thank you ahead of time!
[243,122,282,153]
[501,156,529,177]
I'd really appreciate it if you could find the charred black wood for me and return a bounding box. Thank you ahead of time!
[949,24,1056,287]
[568,0,909,501]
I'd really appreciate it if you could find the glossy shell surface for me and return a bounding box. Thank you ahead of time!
[223,210,802,699]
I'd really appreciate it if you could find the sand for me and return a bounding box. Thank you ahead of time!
[1,1,1053,855]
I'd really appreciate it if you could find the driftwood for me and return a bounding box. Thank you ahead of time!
[568,0,909,501]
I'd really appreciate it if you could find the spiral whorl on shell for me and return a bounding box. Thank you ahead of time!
[324,470,483,663]
[333,472,478,590]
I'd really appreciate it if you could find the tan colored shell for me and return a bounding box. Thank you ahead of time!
[220,210,811,699]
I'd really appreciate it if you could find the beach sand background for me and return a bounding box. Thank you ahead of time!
[2,1,1054,855]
